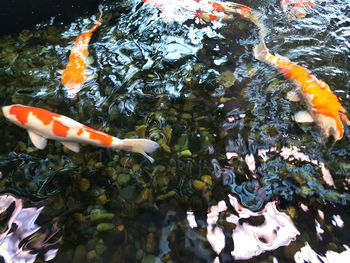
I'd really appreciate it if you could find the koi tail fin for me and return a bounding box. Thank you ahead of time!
[220,2,267,42]
[98,4,103,18]
[114,138,159,163]
[253,40,270,62]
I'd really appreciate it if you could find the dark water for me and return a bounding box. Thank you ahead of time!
[0,0,349,262]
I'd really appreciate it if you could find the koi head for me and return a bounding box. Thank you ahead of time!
[2,105,22,127]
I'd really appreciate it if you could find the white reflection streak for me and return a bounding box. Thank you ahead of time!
[245,153,256,174]
[186,210,198,228]
[229,195,300,260]
[295,242,350,263]
[332,215,344,228]
[145,0,227,23]
[300,203,309,212]
[280,146,335,187]
[315,220,324,240]
[187,195,300,261]
[257,146,336,188]
[0,194,59,263]
[206,201,227,255]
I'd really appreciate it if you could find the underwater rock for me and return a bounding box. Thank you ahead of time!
[119,185,136,200]
[218,70,236,88]
[89,209,114,223]
[95,162,104,169]
[97,223,115,232]
[96,193,109,205]
[178,150,192,158]
[145,233,157,253]
[142,255,162,263]
[157,191,176,201]
[79,178,91,192]
[136,188,153,203]
[201,175,212,187]
[87,250,97,260]
[120,157,136,168]
[181,113,192,120]
[117,174,131,185]
[73,245,87,263]
[157,175,169,187]
[193,180,206,191]
[96,243,107,255]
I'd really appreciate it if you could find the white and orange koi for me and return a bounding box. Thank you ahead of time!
[254,41,349,141]
[2,104,159,162]
[60,5,103,99]
[280,0,316,19]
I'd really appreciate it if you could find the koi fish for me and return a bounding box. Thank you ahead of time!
[142,0,263,25]
[280,0,315,19]
[2,104,159,162]
[60,5,103,99]
[254,41,349,141]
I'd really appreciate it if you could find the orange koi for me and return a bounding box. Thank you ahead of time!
[280,0,316,19]
[254,41,349,141]
[2,104,159,162]
[60,5,103,99]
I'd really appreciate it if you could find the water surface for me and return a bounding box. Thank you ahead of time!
[0,0,349,262]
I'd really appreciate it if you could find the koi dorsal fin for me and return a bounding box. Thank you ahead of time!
[28,130,47,149]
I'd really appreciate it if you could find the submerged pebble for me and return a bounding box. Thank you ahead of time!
[90,209,114,223]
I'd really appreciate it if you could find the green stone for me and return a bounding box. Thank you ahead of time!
[181,113,192,120]
[117,174,131,185]
[95,244,107,255]
[79,178,90,192]
[97,223,115,232]
[142,255,162,263]
[90,209,114,222]
[178,150,192,158]
[119,185,136,200]
[73,245,86,263]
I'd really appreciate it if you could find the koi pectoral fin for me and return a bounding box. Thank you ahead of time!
[57,69,65,75]
[61,141,80,152]
[28,130,47,150]
[294,111,314,123]
[86,56,94,65]
[286,90,301,102]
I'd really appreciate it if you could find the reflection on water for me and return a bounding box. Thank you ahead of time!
[0,0,349,262]
[0,194,60,263]
[295,242,350,263]
[187,194,299,261]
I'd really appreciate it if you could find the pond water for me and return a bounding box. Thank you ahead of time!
[0,0,349,262]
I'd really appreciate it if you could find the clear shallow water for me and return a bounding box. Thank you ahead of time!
[0,0,349,262]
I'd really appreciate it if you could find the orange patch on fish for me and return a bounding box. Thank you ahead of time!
[210,1,225,12]
[77,129,83,136]
[82,126,113,146]
[53,120,70,137]
[10,105,60,126]
[9,105,70,138]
